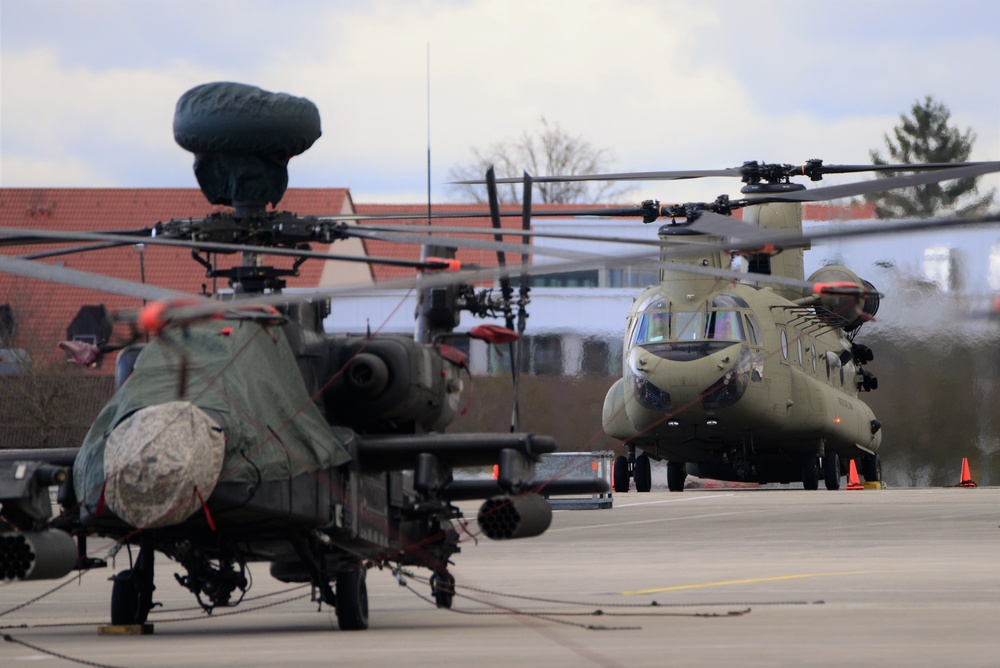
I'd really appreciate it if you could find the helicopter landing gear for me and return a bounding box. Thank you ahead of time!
[823,452,841,490]
[335,565,369,631]
[862,453,882,484]
[802,457,820,491]
[613,455,630,493]
[634,454,652,493]
[430,569,455,609]
[667,461,686,492]
[110,536,156,625]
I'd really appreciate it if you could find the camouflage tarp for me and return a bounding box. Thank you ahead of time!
[73,319,351,517]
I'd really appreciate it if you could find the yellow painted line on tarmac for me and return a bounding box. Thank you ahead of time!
[621,570,923,596]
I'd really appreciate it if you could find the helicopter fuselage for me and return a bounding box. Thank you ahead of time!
[603,198,882,489]
[604,281,881,484]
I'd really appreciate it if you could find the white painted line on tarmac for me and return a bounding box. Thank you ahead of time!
[615,493,735,508]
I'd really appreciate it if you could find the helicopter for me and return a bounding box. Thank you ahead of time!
[453,160,1000,492]
[0,82,609,631]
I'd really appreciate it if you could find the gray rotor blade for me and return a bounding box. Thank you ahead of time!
[0,255,190,302]
[343,227,594,261]
[754,162,1000,203]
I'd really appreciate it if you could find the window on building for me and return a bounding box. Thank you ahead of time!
[606,267,660,288]
[581,338,615,376]
[486,334,565,376]
[0,304,14,347]
[531,335,563,375]
[67,305,112,346]
[527,270,599,288]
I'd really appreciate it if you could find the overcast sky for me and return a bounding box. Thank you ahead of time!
[2,0,998,207]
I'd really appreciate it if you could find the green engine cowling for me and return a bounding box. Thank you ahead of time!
[321,335,465,434]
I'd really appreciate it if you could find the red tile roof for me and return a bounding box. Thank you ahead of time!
[0,188,351,366]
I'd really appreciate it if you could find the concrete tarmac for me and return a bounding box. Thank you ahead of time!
[3,487,999,667]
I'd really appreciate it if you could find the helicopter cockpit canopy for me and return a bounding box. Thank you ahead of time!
[630,293,759,361]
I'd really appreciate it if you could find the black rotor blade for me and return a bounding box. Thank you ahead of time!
[812,161,995,176]
[486,166,515,330]
[452,167,741,185]
[0,227,154,248]
[520,171,533,292]
[19,241,136,260]
[0,226,452,271]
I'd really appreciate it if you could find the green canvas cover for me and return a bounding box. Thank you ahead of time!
[73,319,351,510]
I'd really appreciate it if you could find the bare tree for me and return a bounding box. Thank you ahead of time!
[0,282,114,449]
[449,117,632,204]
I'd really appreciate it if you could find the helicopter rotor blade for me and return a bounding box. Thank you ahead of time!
[342,226,593,261]
[685,211,774,242]
[451,167,741,185]
[0,254,191,303]
[486,166,515,330]
[742,161,1000,204]
[451,160,997,186]
[6,210,999,332]
[0,226,456,271]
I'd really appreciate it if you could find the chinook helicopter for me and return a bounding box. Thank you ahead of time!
[457,160,1000,492]
[0,82,608,631]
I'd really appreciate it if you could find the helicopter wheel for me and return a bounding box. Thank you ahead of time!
[634,455,652,493]
[110,539,156,625]
[801,457,820,491]
[335,567,369,631]
[666,461,686,492]
[110,570,154,625]
[823,452,841,491]
[613,456,630,493]
[430,570,455,609]
[862,453,882,483]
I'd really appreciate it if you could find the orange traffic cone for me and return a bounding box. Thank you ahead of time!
[846,459,863,490]
[956,458,977,488]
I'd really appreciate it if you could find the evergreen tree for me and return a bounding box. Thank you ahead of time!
[868,96,995,219]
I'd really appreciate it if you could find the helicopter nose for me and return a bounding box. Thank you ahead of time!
[103,401,226,529]
[701,346,753,410]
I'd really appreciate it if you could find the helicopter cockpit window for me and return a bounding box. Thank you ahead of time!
[673,310,747,342]
[707,310,746,341]
[744,313,762,346]
[712,293,750,309]
[633,311,671,344]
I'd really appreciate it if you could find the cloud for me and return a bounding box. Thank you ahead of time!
[2,0,997,206]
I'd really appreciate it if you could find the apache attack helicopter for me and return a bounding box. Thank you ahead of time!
[0,82,607,631]
[459,160,1000,492]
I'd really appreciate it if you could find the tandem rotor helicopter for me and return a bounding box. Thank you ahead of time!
[0,82,609,631]
[449,158,1000,493]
